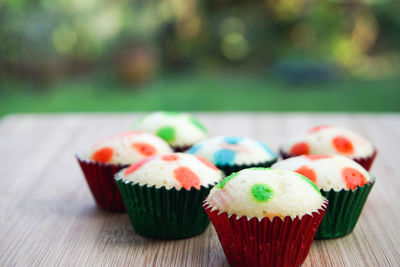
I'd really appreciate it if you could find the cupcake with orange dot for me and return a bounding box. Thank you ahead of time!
[76,131,172,211]
[115,153,223,239]
[132,111,208,151]
[204,168,327,267]
[280,126,377,170]
[272,154,375,239]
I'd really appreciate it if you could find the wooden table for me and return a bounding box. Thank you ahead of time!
[1,113,399,266]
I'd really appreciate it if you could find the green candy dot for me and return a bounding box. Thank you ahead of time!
[216,172,239,189]
[251,183,274,202]
[190,117,207,133]
[295,173,321,194]
[157,126,176,143]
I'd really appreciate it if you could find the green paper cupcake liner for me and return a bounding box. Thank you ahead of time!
[115,173,215,239]
[217,159,278,176]
[315,178,375,239]
[172,145,192,152]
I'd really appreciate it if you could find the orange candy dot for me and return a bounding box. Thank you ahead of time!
[290,142,310,156]
[124,157,153,176]
[174,167,201,190]
[332,136,354,154]
[92,147,114,163]
[342,167,367,190]
[162,154,179,161]
[305,155,332,161]
[132,142,157,156]
[295,165,317,184]
[308,125,331,133]
[195,156,219,170]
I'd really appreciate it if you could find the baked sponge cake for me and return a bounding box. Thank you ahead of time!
[204,168,327,267]
[280,126,377,170]
[187,136,277,175]
[132,111,208,151]
[76,131,172,212]
[85,131,172,164]
[115,153,223,239]
[120,153,222,190]
[273,155,375,239]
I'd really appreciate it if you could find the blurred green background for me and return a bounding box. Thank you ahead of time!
[1,0,399,116]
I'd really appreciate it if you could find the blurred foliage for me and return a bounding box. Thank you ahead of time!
[0,0,400,116]
[1,71,400,116]
[1,0,400,82]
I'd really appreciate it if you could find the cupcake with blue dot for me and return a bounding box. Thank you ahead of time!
[187,136,277,175]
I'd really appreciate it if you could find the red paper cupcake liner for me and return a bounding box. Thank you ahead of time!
[352,150,377,171]
[76,155,128,212]
[204,201,327,267]
[279,149,377,171]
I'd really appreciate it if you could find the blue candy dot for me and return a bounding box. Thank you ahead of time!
[214,149,236,165]
[187,144,202,154]
[259,142,276,157]
[224,136,243,145]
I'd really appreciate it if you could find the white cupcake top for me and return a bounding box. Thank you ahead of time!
[205,168,326,220]
[281,126,374,158]
[132,112,208,147]
[119,153,223,190]
[187,136,277,166]
[85,131,172,164]
[272,155,374,191]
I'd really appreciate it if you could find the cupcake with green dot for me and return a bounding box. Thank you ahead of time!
[272,154,375,239]
[187,136,277,175]
[132,111,208,151]
[115,153,223,239]
[204,168,327,267]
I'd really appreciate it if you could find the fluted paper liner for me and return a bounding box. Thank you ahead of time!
[172,145,192,152]
[279,149,377,171]
[76,154,128,212]
[115,173,216,239]
[204,201,328,267]
[315,179,375,239]
[352,150,377,171]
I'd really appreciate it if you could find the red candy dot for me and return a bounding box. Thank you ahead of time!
[295,165,317,184]
[332,136,354,154]
[305,155,332,161]
[174,167,201,190]
[124,157,153,176]
[195,156,219,170]
[308,125,331,133]
[132,142,157,156]
[162,154,179,161]
[92,147,114,163]
[342,167,367,190]
[290,142,310,156]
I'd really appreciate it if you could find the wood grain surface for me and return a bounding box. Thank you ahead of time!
[0,113,399,267]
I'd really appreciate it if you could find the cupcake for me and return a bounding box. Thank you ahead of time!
[132,111,208,151]
[115,153,223,239]
[280,125,377,170]
[204,168,327,267]
[187,136,278,175]
[76,131,172,211]
[272,154,375,239]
